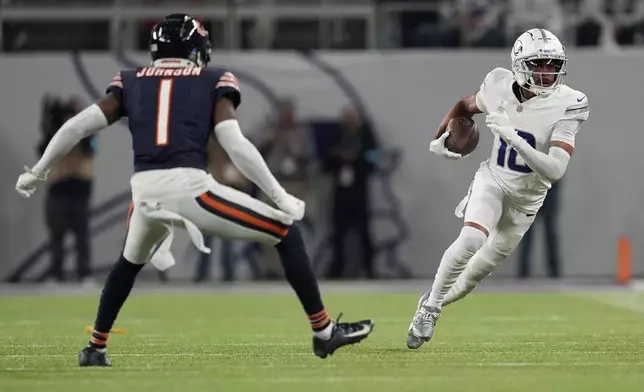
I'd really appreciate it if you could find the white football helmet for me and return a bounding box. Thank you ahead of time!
[510,28,567,97]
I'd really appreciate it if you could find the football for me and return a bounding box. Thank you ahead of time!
[445,117,479,156]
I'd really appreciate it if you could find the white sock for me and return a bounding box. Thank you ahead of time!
[314,322,334,340]
[443,244,504,306]
[426,227,486,308]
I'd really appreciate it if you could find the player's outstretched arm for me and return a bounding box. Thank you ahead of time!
[213,97,305,220]
[434,94,482,140]
[31,94,121,175]
[15,94,121,198]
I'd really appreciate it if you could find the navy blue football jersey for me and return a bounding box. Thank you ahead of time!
[106,67,241,172]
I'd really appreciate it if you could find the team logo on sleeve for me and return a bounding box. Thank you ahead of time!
[110,71,123,88]
[216,72,240,91]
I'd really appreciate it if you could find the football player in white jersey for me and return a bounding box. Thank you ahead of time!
[407,28,589,349]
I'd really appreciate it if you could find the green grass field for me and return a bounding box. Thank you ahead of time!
[1,290,643,392]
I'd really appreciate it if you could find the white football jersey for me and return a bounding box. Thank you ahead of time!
[475,67,589,212]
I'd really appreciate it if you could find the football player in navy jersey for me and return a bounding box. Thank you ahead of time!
[16,14,374,367]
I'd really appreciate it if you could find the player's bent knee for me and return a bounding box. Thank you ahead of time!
[487,231,522,257]
[456,226,487,255]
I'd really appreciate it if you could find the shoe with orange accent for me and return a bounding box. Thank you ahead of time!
[79,347,112,367]
[313,314,374,359]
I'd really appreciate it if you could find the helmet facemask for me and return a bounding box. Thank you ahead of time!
[513,55,567,97]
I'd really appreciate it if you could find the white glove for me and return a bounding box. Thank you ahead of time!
[485,111,518,146]
[15,166,48,198]
[429,131,462,160]
[486,101,519,146]
[272,188,305,221]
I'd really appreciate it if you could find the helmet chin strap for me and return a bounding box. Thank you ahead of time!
[519,84,530,101]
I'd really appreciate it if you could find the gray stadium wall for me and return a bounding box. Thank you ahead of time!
[1,50,643,280]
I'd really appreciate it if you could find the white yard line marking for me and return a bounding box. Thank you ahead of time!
[576,293,644,314]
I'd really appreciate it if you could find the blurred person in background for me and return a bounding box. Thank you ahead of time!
[453,0,506,47]
[195,136,260,282]
[261,99,314,225]
[573,0,621,49]
[255,99,315,279]
[610,0,644,45]
[506,0,564,41]
[38,95,97,283]
[400,0,504,48]
[518,181,562,279]
[573,0,605,47]
[323,106,379,279]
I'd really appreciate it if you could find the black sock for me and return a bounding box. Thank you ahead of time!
[276,225,331,331]
[88,256,144,349]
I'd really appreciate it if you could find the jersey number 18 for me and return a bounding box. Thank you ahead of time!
[496,130,536,173]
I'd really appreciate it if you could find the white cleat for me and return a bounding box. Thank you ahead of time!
[407,293,441,349]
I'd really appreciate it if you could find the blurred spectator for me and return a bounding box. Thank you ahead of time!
[453,0,506,47]
[194,136,261,282]
[255,99,315,279]
[323,106,379,279]
[573,0,620,48]
[574,0,604,46]
[634,4,644,45]
[610,0,644,45]
[507,0,564,39]
[261,99,314,206]
[401,0,505,48]
[398,2,445,47]
[518,181,562,279]
[38,95,97,283]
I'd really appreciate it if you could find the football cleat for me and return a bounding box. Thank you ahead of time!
[313,314,374,359]
[79,347,112,367]
[407,292,441,349]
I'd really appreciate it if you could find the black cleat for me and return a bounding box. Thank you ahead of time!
[313,314,374,359]
[79,347,112,367]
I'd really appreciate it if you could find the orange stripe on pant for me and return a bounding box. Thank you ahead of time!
[126,202,134,230]
[198,193,289,238]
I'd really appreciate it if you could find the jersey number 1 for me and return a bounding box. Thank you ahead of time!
[496,130,536,173]
[156,79,173,146]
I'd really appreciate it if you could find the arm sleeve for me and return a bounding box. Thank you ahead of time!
[510,138,571,183]
[214,119,284,199]
[32,104,109,174]
[508,116,584,183]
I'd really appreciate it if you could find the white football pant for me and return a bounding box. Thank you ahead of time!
[122,168,290,265]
